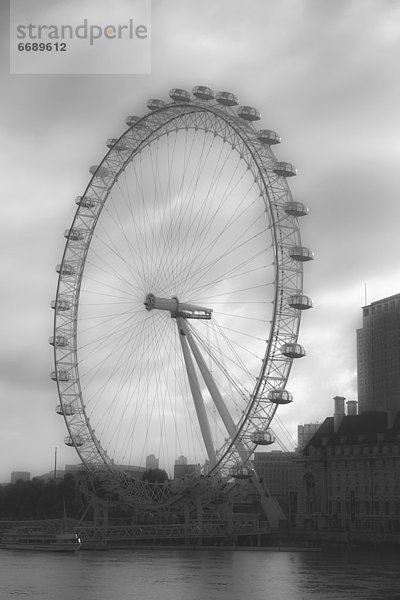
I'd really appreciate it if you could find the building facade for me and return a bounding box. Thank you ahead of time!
[253,451,298,522]
[357,293,400,415]
[296,409,400,534]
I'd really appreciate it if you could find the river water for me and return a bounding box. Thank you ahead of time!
[1,548,399,600]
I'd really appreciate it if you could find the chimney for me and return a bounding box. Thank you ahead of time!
[333,396,345,432]
[346,400,358,416]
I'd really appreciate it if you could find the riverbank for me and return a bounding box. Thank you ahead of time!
[270,527,400,552]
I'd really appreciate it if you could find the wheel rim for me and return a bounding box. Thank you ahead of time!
[52,90,309,498]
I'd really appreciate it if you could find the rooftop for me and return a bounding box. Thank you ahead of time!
[303,411,400,455]
[363,292,400,309]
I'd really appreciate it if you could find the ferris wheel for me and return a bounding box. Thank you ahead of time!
[50,85,313,502]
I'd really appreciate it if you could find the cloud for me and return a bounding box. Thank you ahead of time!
[1,0,400,480]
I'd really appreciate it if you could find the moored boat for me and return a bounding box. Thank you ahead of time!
[0,528,81,552]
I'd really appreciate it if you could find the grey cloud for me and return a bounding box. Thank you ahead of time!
[1,0,400,477]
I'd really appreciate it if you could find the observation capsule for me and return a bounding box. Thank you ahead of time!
[64,228,84,242]
[48,335,69,347]
[257,130,281,145]
[284,201,309,217]
[169,88,191,102]
[146,99,165,111]
[273,162,297,177]
[288,294,313,310]
[51,299,71,311]
[64,435,83,447]
[280,343,306,359]
[251,430,275,446]
[106,138,128,151]
[50,370,70,382]
[192,86,215,100]
[89,165,110,178]
[267,389,293,405]
[289,246,314,262]
[229,465,253,479]
[56,263,75,276]
[56,404,75,416]
[75,196,97,209]
[216,91,239,106]
[125,115,141,127]
[237,106,261,121]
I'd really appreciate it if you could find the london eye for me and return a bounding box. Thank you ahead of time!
[50,86,313,506]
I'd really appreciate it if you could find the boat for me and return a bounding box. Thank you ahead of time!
[0,527,82,552]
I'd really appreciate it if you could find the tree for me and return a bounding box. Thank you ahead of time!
[141,469,169,484]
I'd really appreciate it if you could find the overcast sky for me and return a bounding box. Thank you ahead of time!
[1,0,400,482]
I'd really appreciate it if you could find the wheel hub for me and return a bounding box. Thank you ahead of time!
[144,293,212,320]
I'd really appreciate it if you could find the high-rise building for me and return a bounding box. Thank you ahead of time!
[297,423,321,451]
[357,293,400,416]
[146,454,159,470]
[11,471,30,484]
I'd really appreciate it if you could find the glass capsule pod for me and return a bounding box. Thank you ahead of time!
[50,370,70,382]
[169,88,191,102]
[89,165,110,178]
[51,299,71,311]
[106,138,128,151]
[64,435,83,447]
[192,86,215,100]
[237,106,261,121]
[229,465,253,479]
[56,263,75,276]
[257,129,281,145]
[273,161,297,177]
[267,389,293,405]
[146,99,166,111]
[288,294,313,310]
[64,228,84,242]
[215,91,239,106]
[106,138,117,148]
[280,343,306,359]
[289,246,314,262]
[125,115,141,127]
[284,201,309,217]
[251,430,275,445]
[56,404,75,416]
[48,335,69,347]
[75,195,97,209]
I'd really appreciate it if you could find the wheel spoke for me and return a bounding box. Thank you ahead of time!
[52,88,309,498]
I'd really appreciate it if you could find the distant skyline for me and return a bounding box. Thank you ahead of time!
[1,0,400,481]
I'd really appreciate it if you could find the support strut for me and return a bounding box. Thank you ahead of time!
[178,318,248,464]
[178,327,216,466]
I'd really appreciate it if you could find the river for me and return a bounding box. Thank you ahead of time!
[1,548,399,599]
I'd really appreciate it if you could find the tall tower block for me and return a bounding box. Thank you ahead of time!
[357,293,400,415]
